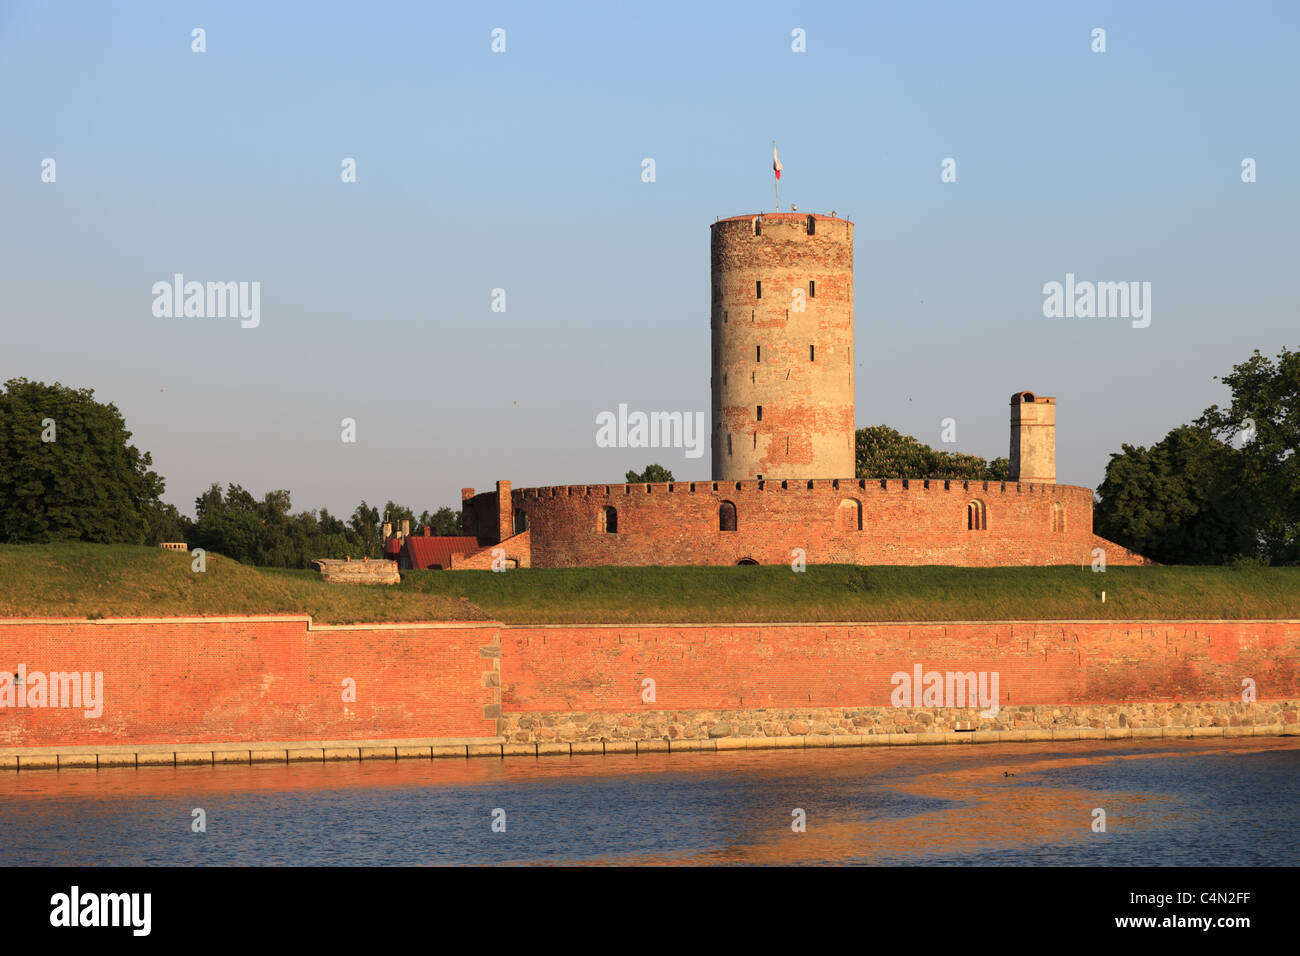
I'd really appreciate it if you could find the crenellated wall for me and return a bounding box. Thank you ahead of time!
[470,478,1150,568]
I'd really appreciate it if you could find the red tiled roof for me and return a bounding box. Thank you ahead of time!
[404,536,483,570]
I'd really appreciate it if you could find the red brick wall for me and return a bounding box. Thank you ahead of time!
[510,479,1148,567]
[0,618,499,748]
[9,616,1290,751]
[450,531,531,569]
[501,621,1300,713]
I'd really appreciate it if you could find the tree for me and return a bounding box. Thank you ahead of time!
[0,378,167,544]
[1094,426,1255,564]
[142,500,187,545]
[1197,348,1300,563]
[855,425,1008,481]
[349,501,381,557]
[317,507,348,536]
[626,464,675,483]
[417,506,462,536]
[1093,347,1300,565]
[381,500,416,530]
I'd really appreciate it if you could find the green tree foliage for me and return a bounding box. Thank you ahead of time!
[417,506,463,535]
[1094,426,1255,564]
[382,500,416,530]
[0,379,167,544]
[1197,348,1300,563]
[625,464,675,483]
[1096,348,1299,564]
[348,501,381,557]
[855,425,1009,481]
[0,379,464,565]
[187,484,391,566]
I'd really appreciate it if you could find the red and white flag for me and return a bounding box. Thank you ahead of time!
[773,145,783,180]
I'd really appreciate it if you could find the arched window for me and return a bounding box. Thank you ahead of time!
[719,500,737,532]
[967,499,987,531]
[838,498,862,531]
[513,509,528,533]
[599,506,618,534]
[1051,502,1065,533]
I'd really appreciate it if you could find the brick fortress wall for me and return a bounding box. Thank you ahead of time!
[467,478,1150,568]
[0,618,499,749]
[2,617,1293,753]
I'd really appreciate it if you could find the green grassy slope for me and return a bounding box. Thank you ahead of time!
[0,544,485,624]
[399,563,1300,623]
[1,544,1297,624]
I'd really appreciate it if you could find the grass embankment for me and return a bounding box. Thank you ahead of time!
[398,563,1300,623]
[0,544,486,624]
[1,543,1298,624]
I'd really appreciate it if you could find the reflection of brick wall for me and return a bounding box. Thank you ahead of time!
[509,479,1150,568]
[0,617,498,748]
[500,621,1300,714]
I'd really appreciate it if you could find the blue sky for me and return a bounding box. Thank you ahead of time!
[2,1,1296,516]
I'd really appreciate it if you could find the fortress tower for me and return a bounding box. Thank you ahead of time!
[1009,391,1056,483]
[710,213,855,481]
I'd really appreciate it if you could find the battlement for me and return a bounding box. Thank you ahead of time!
[459,473,1141,568]
[514,478,1087,500]
[712,212,853,235]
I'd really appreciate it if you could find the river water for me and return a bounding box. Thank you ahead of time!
[1,738,1295,866]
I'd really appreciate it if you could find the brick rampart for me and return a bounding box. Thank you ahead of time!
[492,479,1148,567]
[499,620,1300,716]
[3,616,1293,758]
[0,617,499,748]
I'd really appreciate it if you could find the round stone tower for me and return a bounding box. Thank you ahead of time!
[710,212,855,481]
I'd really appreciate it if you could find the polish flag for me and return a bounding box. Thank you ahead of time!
[773,145,783,180]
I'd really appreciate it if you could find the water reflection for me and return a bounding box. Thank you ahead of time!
[0,739,1295,866]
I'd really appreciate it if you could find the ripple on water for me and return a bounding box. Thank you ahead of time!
[0,739,1296,866]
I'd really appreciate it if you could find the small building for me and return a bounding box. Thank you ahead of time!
[381,523,490,570]
[403,534,485,570]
